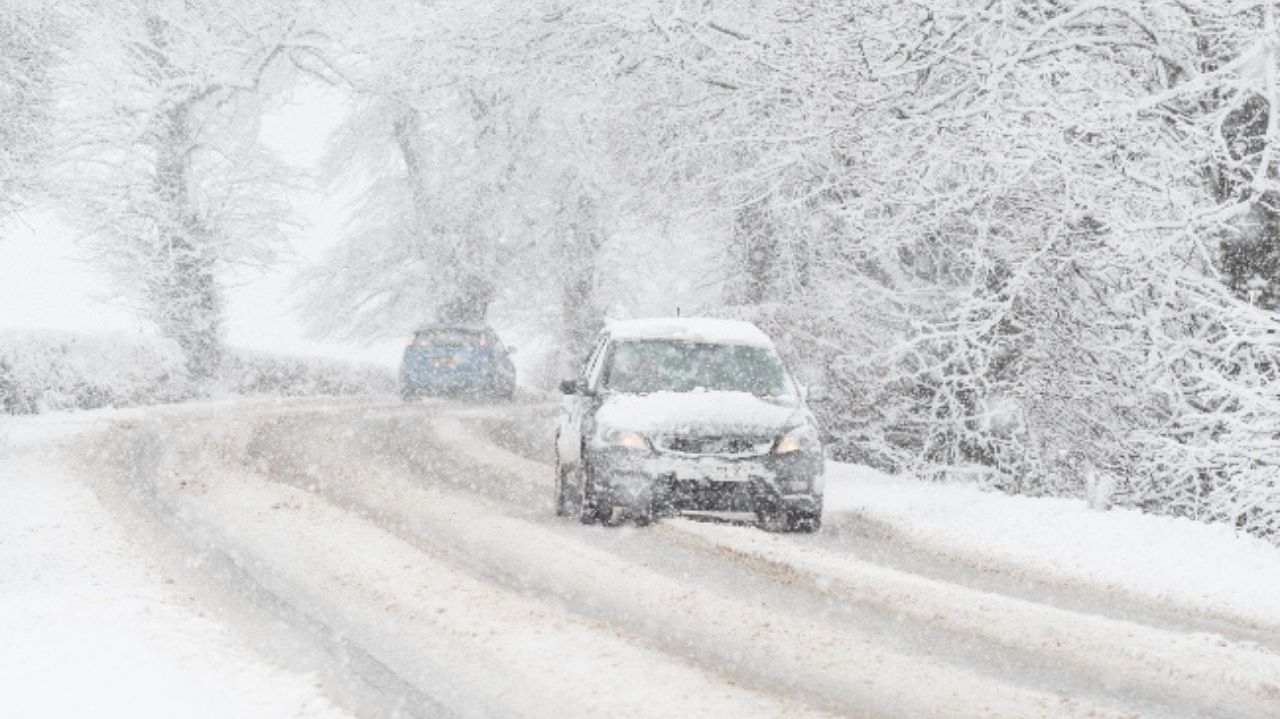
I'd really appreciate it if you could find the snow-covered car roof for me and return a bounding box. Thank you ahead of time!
[604,317,775,348]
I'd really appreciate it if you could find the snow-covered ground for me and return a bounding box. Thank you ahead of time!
[3,400,1278,718]
[0,415,352,719]
[823,464,1280,633]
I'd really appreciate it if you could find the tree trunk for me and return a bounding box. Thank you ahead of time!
[729,199,779,305]
[150,97,223,386]
[394,105,495,323]
[554,183,604,375]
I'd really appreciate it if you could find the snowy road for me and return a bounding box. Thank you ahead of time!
[14,397,1280,718]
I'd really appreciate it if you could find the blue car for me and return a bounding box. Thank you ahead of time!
[399,323,517,400]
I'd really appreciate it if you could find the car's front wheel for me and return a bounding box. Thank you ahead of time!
[784,508,822,533]
[758,497,823,533]
[554,462,571,517]
[576,464,612,525]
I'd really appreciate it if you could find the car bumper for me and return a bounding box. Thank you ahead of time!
[400,367,511,394]
[587,447,823,514]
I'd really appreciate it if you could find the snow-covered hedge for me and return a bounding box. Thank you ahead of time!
[734,299,1280,548]
[0,329,393,414]
[0,330,189,413]
[221,350,395,398]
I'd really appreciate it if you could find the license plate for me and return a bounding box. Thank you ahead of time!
[431,358,456,367]
[680,463,750,483]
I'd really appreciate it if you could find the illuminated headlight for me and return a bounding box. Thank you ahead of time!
[596,427,650,451]
[774,424,820,455]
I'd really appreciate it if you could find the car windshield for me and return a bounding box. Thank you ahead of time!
[602,340,793,397]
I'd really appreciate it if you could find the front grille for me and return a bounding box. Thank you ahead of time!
[659,434,772,457]
[666,478,761,511]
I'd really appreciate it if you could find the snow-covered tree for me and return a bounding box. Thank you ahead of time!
[583,0,1280,538]
[51,1,316,385]
[298,1,645,378]
[0,0,64,218]
[79,0,1269,538]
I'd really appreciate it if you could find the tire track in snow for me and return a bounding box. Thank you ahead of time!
[449,400,1280,650]
[103,407,847,719]
[82,399,1280,719]
[174,466,838,719]
[420,403,1280,719]
[813,510,1280,650]
[79,415,453,719]
[240,407,1137,719]
[656,521,1280,719]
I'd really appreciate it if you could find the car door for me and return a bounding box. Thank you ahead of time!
[556,335,609,467]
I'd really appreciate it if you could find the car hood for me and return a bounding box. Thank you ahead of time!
[595,390,804,437]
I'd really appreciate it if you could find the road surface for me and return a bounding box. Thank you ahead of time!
[51,397,1280,718]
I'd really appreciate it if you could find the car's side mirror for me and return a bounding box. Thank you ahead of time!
[805,385,831,403]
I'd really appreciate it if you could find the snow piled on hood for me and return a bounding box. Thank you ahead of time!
[595,390,801,435]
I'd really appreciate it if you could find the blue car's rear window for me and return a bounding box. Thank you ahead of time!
[414,330,485,347]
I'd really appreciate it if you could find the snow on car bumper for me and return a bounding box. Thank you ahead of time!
[587,447,823,512]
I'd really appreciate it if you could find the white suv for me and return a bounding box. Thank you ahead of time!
[554,317,824,531]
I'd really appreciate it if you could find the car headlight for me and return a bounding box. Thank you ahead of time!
[596,427,650,451]
[774,424,820,455]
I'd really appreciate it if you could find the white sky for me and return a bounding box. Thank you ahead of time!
[0,210,143,335]
[0,79,406,369]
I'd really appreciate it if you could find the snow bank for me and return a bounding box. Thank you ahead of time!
[825,462,1280,630]
[222,349,394,398]
[0,329,189,413]
[0,329,393,414]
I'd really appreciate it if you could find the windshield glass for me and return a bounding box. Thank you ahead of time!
[602,340,793,397]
